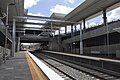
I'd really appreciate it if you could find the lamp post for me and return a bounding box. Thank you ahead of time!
[4,3,15,62]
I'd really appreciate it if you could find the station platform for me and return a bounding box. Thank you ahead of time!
[0,51,64,80]
[0,51,47,80]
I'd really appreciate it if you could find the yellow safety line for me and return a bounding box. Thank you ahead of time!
[29,56,45,80]
[25,52,46,80]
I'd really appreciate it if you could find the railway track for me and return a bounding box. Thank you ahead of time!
[33,52,120,80]
[34,53,100,80]
[39,57,75,80]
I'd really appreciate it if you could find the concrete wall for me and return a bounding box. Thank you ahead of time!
[70,44,120,55]
[48,37,59,51]
[48,37,64,51]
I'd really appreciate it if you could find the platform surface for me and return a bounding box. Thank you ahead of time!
[0,51,32,80]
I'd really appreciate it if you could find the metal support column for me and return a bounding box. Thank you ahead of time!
[58,29,60,51]
[103,9,107,26]
[4,3,9,63]
[65,26,67,34]
[51,22,53,36]
[50,22,53,50]
[6,3,15,57]
[71,24,73,53]
[83,19,86,32]
[12,18,16,57]
[103,9,109,56]
[74,25,77,53]
[80,24,83,54]
[74,25,77,35]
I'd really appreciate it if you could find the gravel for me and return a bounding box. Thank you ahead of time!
[40,56,100,80]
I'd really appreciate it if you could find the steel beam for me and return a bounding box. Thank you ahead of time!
[9,21,61,26]
[13,16,81,24]
[9,27,58,31]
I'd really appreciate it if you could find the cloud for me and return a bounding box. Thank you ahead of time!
[27,13,45,23]
[88,22,96,27]
[24,0,40,9]
[77,0,85,6]
[27,12,44,16]
[107,7,120,22]
[50,4,74,14]
[64,0,75,4]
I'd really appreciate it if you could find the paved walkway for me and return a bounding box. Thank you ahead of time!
[0,51,36,80]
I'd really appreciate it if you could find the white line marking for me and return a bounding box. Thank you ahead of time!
[27,51,64,80]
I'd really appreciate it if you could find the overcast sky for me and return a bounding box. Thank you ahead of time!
[24,0,85,16]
